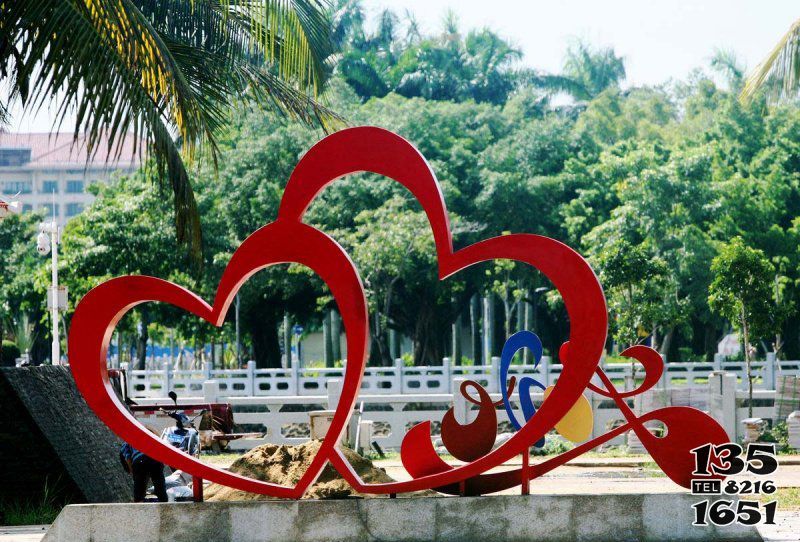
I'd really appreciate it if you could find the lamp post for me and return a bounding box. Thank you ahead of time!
[37,208,65,365]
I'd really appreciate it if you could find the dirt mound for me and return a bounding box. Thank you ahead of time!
[205,440,402,500]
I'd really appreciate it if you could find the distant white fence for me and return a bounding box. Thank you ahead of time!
[122,353,800,399]
[133,382,643,451]
[131,369,793,452]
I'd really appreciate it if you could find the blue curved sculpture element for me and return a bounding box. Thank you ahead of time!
[500,330,546,447]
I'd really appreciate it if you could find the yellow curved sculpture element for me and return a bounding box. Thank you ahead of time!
[544,385,593,442]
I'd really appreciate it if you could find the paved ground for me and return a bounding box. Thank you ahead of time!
[3,457,798,541]
[376,455,800,495]
[0,525,47,542]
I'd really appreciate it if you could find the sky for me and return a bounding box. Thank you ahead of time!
[361,0,799,86]
[6,0,800,132]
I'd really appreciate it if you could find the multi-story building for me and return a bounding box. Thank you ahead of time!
[0,133,141,225]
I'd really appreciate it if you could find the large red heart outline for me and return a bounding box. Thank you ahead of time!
[69,127,609,497]
[69,221,368,498]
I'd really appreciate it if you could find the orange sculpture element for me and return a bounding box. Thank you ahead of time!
[543,386,593,442]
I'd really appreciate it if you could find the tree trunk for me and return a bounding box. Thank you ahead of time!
[371,311,392,366]
[412,311,429,366]
[470,294,481,365]
[331,309,342,361]
[523,290,532,364]
[388,328,399,360]
[742,309,753,418]
[482,295,494,363]
[374,279,399,366]
[282,313,292,368]
[652,323,658,352]
[412,306,444,366]
[251,312,282,369]
[323,310,334,368]
[503,296,512,340]
[135,309,149,370]
[452,305,462,365]
[659,327,674,361]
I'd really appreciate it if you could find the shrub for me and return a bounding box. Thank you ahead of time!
[760,421,791,454]
[530,432,574,456]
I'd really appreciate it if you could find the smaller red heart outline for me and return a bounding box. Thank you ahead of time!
[277,127,609,493]
[68,221,368,498]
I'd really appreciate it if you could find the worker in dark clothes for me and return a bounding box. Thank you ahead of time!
[120,443,168,502]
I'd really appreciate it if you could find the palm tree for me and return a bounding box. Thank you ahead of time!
[741,19,800,103]
[710,48,746,91]
[0,1,340,259]
[524,40,625,104]
[464,29,523,104]
[560,40,626,101]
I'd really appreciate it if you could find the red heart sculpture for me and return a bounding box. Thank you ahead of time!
[277,127,608,493]
[69,127,608,497]
[68,221,368,498]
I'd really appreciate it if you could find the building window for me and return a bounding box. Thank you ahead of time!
[66,180,84,194]
[66,203,84,217]
[42,180,59,194]
[40,203,60,217]
[0,149,31,166]
[2,180,32,195]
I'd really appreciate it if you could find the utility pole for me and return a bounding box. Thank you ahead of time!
[37,202,65,365]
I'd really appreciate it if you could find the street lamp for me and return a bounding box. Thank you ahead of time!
[37,208,67,365]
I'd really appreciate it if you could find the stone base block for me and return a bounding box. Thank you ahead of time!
[43,493,762,542]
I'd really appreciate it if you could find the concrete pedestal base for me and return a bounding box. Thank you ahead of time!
[42,493,762,542]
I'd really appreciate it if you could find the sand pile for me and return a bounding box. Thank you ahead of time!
[205,440,400,500]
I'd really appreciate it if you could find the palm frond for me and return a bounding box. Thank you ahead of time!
[0,0,341,262]
[522,70,591,101]
[741,18,800,103]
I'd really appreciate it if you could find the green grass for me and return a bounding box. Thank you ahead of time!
[584,446,644,458]
[0,480,64,526]
[201,451,246,466]
[0,500,61,526]
[756,487,800,510]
